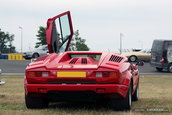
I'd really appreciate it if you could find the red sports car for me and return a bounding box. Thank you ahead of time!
[24,11,143,110]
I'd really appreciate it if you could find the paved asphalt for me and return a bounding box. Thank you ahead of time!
[0,60,30,74]
[0,60,171,76]
[138,62,172,75]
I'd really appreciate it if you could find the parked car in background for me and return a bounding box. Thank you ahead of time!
[150,39,172,72]
[23,45,48,59]
[122,49,151,62]
[24,11,143,110]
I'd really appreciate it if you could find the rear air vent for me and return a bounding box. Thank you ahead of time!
[109,55,123,63]
[81,58,87,64]
[69,58,79,64]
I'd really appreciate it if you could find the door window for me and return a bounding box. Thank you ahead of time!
[46,11,73,53]
[52,14,71,53]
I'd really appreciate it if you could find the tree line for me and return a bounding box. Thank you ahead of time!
[0,29,16,53]
[0,26,89,53]
[35,26,89,51]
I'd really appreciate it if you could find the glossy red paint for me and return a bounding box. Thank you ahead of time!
[25,52,139,97]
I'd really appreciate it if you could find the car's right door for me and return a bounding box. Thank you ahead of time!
[46,11,74,53]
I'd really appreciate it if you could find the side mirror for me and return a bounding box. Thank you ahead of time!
[136,61,144,66]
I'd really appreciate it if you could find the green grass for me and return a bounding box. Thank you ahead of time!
[0,75,172,115]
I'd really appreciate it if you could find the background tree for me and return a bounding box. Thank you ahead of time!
[0,29,16,53]
[35,26,46,48]
[70,30,90,51]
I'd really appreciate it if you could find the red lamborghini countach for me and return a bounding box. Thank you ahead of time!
[24,11,143,110]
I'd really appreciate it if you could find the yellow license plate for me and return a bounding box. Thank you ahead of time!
[57,72,86,78]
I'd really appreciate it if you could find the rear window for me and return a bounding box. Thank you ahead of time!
[69,54,101,61]
[164,41,172,50]
[152,40,163,52]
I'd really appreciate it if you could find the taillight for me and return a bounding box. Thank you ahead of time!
[160,57,165,63]
[42,72,49,77]
[28,71,49,77]
[96,72,117,78]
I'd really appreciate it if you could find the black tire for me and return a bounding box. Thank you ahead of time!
[156,67,163,72]
[129,55,137,62]
[132,84,139,101]
[32,53,39,58]
[168,64,172,73]
[110,83,132,110]
[25,95,48,109]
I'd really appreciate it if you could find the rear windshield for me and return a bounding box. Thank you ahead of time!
[152,40,164,52]
[164,41,172,50]
[69,54,101,61]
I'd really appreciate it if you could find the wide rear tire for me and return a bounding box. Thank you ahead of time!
[25,95,48,109]
[132,84,139,101]
[110,83,132,110]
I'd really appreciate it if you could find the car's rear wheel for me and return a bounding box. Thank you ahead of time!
[129,55,137,62]
[32,53,39,58]
[132,84,139,101]
[168,64,172,73]
[110,83,132,110]
[25,95,48,109]
[156,67,163,72]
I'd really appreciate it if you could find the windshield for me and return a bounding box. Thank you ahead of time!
[37,45,47,50]
[140,49,151,53]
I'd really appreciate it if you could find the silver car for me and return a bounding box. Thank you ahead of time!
[23,45,48,59]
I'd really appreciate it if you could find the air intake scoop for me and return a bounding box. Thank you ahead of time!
[68,57,98,65]
[109,55,124,63]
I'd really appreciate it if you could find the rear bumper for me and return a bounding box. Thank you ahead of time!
[150,61,169,69]
[25,83,128,98]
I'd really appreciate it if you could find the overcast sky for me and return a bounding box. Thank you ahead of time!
[1,0,172,52]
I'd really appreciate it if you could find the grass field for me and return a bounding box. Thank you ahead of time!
[0,75,172,115]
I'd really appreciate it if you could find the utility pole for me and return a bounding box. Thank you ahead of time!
[19,26,23,53]
[120,33,123,54]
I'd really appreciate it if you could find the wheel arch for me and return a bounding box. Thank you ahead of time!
[168,62,172,65]
[32,52,40,57]
[122,71,133,86]
[168,63,172,72]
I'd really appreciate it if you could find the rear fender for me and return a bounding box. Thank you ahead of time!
[122,71,132,86]
[24,77,28,95]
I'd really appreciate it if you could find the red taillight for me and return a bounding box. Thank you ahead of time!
[160,57,165,63]
[28,71,49,77]
[96,72,117,78]
[96,72,103,77]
